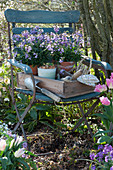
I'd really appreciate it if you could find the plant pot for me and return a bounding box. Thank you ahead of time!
[58,61,75,72]
[38,67,56,79]
[29,65,38,75]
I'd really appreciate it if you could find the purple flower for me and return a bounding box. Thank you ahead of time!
[23,142,27,148]
[60,48,64,53]
[98,145,104,150]
[103,144,113,154]
[91,164,96,170]
[53,26,59,33]
[110,166,113,170]
[25,53,29,59]
[59,58,63,63]
[22,153,28,159]
[96,151,103,162]
[90,153,96,160]
[110,150,113,158]
[60,69,65,74]
[25,45,32,53]
[22,30,29,38]
[105,155,109,162]
[14,51,18,58]
[35,55,38,58]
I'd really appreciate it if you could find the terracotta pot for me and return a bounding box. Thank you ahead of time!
[58,61,75,72]
[29,65,38,75]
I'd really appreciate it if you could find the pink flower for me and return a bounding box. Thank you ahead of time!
[100,96,110,106]
[94,84,107,92]
[106,78,113,89]
[110,72,113,79]
[0,139,6,151]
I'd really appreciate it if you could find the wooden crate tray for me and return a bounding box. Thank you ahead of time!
[17,72,95,98]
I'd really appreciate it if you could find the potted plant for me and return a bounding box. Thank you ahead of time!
[38,63,56,79]
[45,26,83,71]
[13,26,83,76]
[13,28,51,75]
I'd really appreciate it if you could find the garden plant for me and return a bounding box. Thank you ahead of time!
[1,0,113,169]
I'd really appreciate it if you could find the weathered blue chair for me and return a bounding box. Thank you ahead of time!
[4,9,112,142]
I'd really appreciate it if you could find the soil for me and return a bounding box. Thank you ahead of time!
[28,125,95,170]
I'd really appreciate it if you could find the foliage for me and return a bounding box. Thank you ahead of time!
[13,25,83,67]
[94,72,113,144]
[89,144,113,170]
[0,121,37,170]
[13,27,51,67]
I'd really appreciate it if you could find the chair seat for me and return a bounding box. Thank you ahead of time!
[16,88,100,103]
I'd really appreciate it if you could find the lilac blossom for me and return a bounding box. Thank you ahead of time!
[22,142,27,148]
[110,150,113,159]
[90,152,96,160]
[25,45,32,53]
[91,165,96,170]
[25,53,29,59]
[90,144,113,169]
[103,144,112,154]
[96,151,103,162]
[53,25,59,33]
[98,145,104,150]
[110,166,113,170]
[22,30,29,38]
[105,155,109,162]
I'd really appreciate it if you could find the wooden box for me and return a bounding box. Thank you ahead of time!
[17,72,95,98]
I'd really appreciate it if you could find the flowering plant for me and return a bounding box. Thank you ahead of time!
[0,121,37,169]
[46,26,83,63]
[13,26,83,67]
[13,27,51,67]
[89,144,113,170]
[94,72,113,143]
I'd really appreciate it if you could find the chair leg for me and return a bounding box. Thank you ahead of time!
[13,103,27,141]
[13,97,34,132]
[78,103,93,138]
[9,87,33,145]
[72,99,99,137]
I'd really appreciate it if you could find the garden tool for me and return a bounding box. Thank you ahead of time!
[61,69,83,82]
[24,77,61,102]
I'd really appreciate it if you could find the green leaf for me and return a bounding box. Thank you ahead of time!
[93,130,113,137]
[35,104,51,110]
[17,158,30,170]
[55,122,67,129]
[97,136,111,144]
[93,113,107,119]
[29,108,37,120]
[40,120,55,130]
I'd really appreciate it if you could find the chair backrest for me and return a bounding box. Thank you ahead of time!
[5,9,80,34]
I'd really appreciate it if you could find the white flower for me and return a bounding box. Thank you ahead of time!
[2,157,7,160]
[14,148,25,158]
[9,139,15,149]
[0,139,6,151]
[15,136,23,146]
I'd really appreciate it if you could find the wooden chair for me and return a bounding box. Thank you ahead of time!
[4,9,112,143]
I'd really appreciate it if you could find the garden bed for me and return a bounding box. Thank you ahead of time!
[27,124,95,169]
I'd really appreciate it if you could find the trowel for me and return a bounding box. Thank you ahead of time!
[24,77,61,102]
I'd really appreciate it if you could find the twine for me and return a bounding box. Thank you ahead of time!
[76,56,92,75]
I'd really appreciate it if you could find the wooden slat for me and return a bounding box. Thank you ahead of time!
[12,27,74,34]
[5,9,80,23]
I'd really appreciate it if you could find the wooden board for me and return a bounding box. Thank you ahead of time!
[17,72,95,98]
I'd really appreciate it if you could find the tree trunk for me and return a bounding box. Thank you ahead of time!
[78,0,113,69]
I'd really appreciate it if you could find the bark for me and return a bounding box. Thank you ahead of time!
[78,0,113,69]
